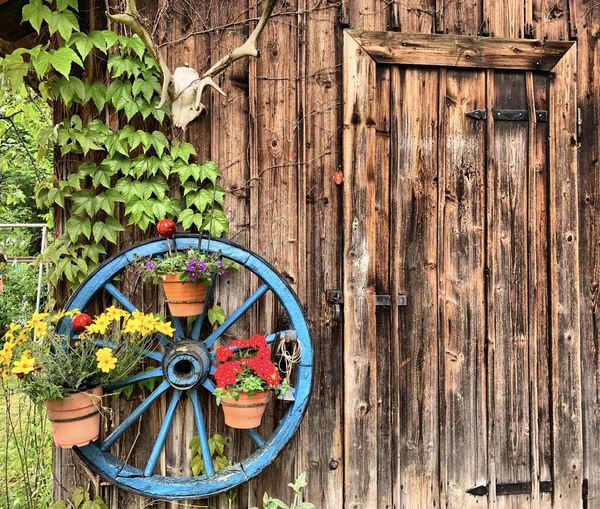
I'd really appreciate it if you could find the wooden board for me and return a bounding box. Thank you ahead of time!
[391,65,439,509]
[348,30,573,71]
[342,31,378,509]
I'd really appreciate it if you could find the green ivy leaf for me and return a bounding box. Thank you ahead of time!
[199,161,220,184]
[0,53,29,88]
[22,0,52,33]
[179,208,203,230]
[69,32,94,60]
[47,10,79,40]
[101,29,118,49]
[72,486,90,507]
[127,34,146,58]
[171,140,197,163]
[66,216,91,241]
[47,188,66,208]
[89,30,107,52]
[94,189,124,214]
[203,208,229,236]
[213,454,230,471]
[207,305,225,326]
[49,501,68,509]
[86,82,107,111]
[174,161,201,182]
[150,130,169,158]
[80,242,106,264]
[92,217,124,243]
[132,75,160,103]
[125,197,155,230]
[50,47,83,77]
[71,189,95,216]
[56,0,78,11]
[141,175,169,199]
[29,45,52,78]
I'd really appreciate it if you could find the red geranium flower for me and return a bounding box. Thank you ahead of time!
[215,345,233,362]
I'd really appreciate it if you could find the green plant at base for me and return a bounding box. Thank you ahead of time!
[251,473,315,509]
[189,432,230,476]
[0,263,39,338]
[50,486,108,509]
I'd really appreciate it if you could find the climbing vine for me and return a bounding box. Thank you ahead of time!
[0,0,229,288]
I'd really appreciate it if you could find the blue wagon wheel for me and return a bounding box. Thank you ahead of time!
[61,235,313,499]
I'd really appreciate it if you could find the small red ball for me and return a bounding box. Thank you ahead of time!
[157,219,177,238]
[72,313,92,333]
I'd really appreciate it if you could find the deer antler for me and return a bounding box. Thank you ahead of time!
[202,0,278,79]
[107,0,172,108]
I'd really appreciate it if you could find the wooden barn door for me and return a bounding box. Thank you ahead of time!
[342,32,581,509]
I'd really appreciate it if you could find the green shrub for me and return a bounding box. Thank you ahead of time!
[0,263,39,338]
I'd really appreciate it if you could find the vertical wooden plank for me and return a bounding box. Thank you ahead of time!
[440,68,488,509]
[578,6,600,507]
[548,43,583,508]
[374,65,393,509]
[391,65,440,509]
[483,0,524,37]
[296,1,344,507]
[529,0,570,40]
[395,0,436,33]
[441,0,481,35]
[342,31,378,509]
[347,0,389,30]
[487,70,531,509]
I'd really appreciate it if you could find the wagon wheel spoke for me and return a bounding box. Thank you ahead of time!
[244,429,265,448]
[105,367,162,392]
[144,389,182,477]
[169,316,185,340]
[100,379,170,452]
[94,340,163,363]
[201,377,216,393]
[191,273,218,340]
[190,388,215,476]
[203,283,270,349]
[103,281,171,347]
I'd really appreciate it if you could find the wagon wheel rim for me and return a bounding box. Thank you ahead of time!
[61,235,313,499]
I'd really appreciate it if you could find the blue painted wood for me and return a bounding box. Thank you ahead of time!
[100,379,170,451]
[104,282,136,312]
[144,390,182,477]
[67,236,313,499]
[191,273,217,340]
[170,316,185,340]
[105,367,162,392]
[190,388,215,475]
[203,283,269,349]
[244,429,265,448]
[94,340,163,363]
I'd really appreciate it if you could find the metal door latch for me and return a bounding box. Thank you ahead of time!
[326,290,408,322]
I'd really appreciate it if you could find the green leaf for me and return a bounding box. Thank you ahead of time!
[29,46,52,78]
[89,30,107,52]
[86,82,107,111]
[202,208,229,236]
[0,53,28,88]
[72,486,90,507]
[56,0,78,12]
[179,208,203,230]
[142,175,169,199]
[132,75,160,102]
[69,32,94,60]
[199,161,220,184]
[49,501,69,509]
[127,35,146,58]
[47,187,66,208]
[66,216,91,241]
[101,29,118,49]
[92,216,124,243]
[94,189,124,214]
[22,0,52,33]
[71,189,95,216]
[123,384,135,399]
[210,433,226,455]
[50,47,83,77]
[208,305,225,326]
[170,140,197,162]
[80,242,106,264]
[174,161,201,182]
[47,9,79,40]
[150,130,169,157]
[213,454,230,471]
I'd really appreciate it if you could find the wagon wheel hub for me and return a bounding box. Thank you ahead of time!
[163,340,211,390]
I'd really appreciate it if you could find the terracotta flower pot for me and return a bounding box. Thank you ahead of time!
[161,274,208,317]
[45,387,103,449]
[221,391,270,429]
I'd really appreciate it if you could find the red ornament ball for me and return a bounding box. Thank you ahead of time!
[157,219,177,238]
[72,313,92,333]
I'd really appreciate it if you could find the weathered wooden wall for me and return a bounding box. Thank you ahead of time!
[42,0,599,507]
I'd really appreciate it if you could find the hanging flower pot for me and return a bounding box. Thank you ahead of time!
[220,390,270,429]
[161,273,208,317]
[45,387,103,449]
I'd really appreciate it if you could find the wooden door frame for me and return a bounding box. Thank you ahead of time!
[342,29,581,508]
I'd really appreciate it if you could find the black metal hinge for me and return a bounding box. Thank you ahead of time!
[466,108,548,122]
[326,290,408,322]
[467,481,552,497]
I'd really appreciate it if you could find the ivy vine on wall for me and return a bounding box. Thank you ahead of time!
[0,0,229,288]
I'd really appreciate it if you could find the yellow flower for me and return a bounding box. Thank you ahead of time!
[1,369,11,380]
[51,311,65,323]
[65,309,81,317]
[0,343,14,366]
[154,321,175,337]
[12,354,36,376]
[91,314,113,335]
[122,318,142,335]
[3,323,21,342]
[96,347,118,373]
[34,321,49,337]
[105,306,130,321]
[15,330,28,345]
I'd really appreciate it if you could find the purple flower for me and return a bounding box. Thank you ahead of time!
[145,262,156,270]
[198,261,206,272]
[217,260,224,268]
[219,271,226,276]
